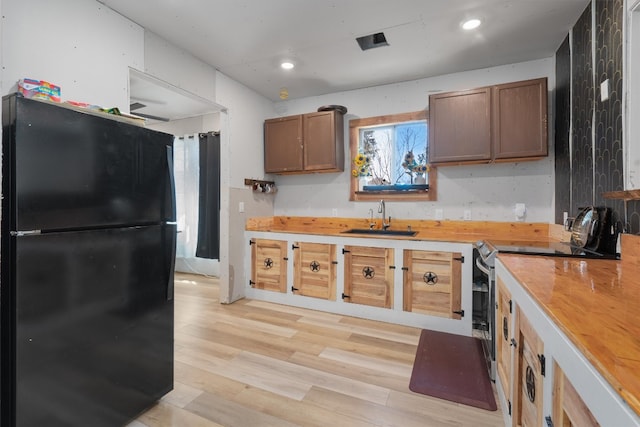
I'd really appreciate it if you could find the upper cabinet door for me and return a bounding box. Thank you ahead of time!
[492,78,548,159]
[264,111,344,174]
[264,115,303,173]
[428,87,492,164]
[303,110,344,172]
[428,77,548,166]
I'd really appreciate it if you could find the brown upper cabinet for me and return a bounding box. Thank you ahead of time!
[264,110,344,174]
[428,77,548,165]
[429,87,492,163]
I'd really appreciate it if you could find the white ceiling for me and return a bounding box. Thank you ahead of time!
[99,0,589,117]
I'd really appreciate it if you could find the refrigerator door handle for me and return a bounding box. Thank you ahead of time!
[10,230,41,237]
[167,227,177,301]
[166,145,177,221]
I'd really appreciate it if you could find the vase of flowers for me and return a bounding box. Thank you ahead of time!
[352,151,371,191]
[402,151,429,184]
[414,174,427,185]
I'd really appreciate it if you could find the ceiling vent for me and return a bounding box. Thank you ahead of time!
[130,102,146,111]
[356,32,389,51]
[129,102,169,122]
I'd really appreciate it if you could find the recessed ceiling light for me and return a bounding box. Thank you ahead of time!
[462,18,481,30]
[280,61,295,70]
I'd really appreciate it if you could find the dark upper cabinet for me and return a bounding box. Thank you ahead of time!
[264,115,303,173]
[428,87,492,163]
[264,110,344,174]
[429,77,548,165]
[493,78,548,159]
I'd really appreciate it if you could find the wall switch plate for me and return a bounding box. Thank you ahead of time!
[601,79,610,101]
[435,209,444,220]
[463,210,472,221]
[239,202,245,213]
[332,208,338,217]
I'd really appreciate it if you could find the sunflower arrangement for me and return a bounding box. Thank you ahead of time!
[351,152,371,177]
[402,151,430,182]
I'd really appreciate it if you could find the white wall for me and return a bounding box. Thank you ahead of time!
[272,58,556,223]
[143,30,216,104]
[626,1,640,189]
[215,71,277,302]
[1,0,143,110]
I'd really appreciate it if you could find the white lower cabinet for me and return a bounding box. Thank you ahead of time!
[513,306,544,427]
[250,238,288,293]
[245,231,473,334]
[496,260,638,427]
[292,241,337,300]
[343,245,394,308]
[496,277,513,410]
[553,362,599,426]
[402,249,463,319]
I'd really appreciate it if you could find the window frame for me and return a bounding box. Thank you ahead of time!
[349,110,437,202]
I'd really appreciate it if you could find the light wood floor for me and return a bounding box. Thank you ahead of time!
[128,273,503,427]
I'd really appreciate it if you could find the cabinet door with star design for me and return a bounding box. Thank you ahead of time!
[251,238,288,293]
[513,306,544,427]
[292,242,337,300]
[343,245,394,308]
[402,249,462,319]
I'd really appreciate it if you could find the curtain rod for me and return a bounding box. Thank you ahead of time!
[199,131,220,137]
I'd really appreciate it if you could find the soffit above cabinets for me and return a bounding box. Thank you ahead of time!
[128,69,223,122]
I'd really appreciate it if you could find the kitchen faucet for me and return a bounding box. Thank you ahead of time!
[368,208,376,229]
[378,199,391,230]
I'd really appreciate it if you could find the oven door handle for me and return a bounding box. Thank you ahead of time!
[475,256,492,276]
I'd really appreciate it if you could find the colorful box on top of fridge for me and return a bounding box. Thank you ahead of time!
[18,78,61,102]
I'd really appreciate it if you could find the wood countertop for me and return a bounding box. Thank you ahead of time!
[498,235,640,417]
[246,216,558,245]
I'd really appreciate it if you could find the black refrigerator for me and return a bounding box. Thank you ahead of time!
[1,94,176,426]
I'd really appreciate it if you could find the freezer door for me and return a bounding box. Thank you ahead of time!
[4,96,175,231]
[6,224,175,427]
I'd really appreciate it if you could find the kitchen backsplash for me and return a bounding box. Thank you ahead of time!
[555,0,637,233]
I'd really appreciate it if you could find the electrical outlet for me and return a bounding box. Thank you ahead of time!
[239,202,245,213]
[332,208,338,217]
[435,209,444,220]
[514,203,526,220]
[463,210,472,221]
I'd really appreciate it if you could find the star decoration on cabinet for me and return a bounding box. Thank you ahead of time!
[525,365,536,403]
[423,271,438,284]
[310,261,321,272]
[362,266,375,279]
[264,258,274,269]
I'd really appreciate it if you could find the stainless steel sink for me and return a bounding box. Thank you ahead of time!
[341,228,417,237]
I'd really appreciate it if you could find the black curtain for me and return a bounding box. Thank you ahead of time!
[195,132,220,259]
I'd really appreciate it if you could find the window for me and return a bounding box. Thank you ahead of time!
[349,111,436,201]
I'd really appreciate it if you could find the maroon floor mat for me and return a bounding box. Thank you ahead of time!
[409,329,497,411]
